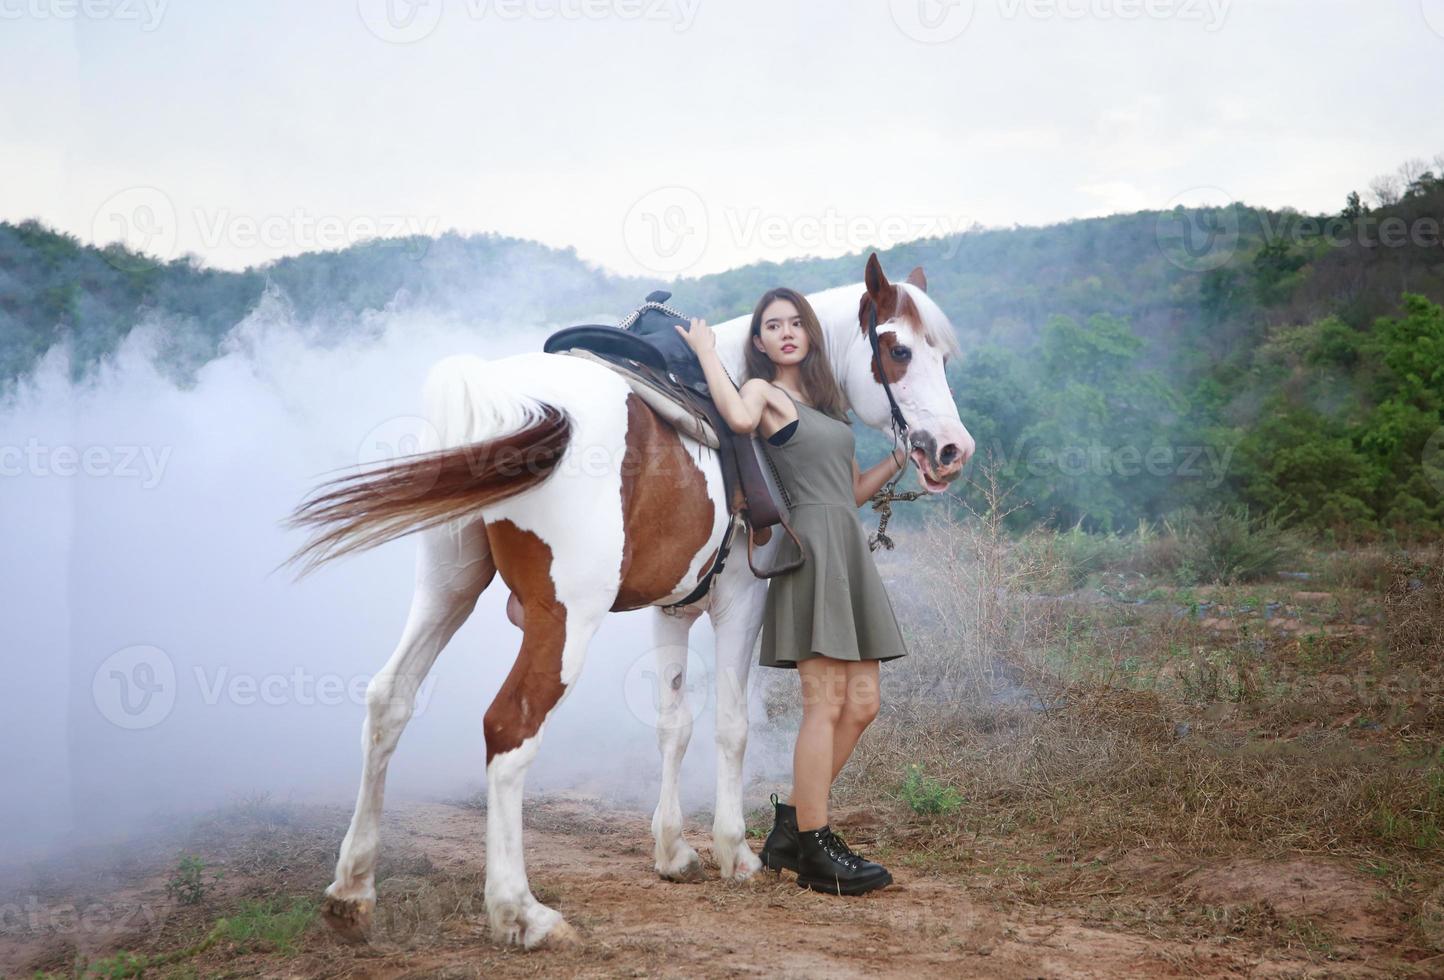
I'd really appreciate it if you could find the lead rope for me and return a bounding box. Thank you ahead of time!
[867,477,927,551]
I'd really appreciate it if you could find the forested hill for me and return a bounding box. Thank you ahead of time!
[4,164,1443,536]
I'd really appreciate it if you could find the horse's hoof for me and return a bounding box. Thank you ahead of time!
[658,854,705,883]
[719,845,762,881]
[321,893,374,944]
[535,918,581,950]
[492,904,580,950]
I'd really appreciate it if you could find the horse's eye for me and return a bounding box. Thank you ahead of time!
[890,346,911,361]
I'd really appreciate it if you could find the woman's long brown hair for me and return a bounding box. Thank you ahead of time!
[741,287,850,422]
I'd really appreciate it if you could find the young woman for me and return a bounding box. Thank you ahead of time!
[675,287,909,896]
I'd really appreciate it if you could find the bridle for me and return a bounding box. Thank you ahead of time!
[860,296,927,552]
[862,297,911,439]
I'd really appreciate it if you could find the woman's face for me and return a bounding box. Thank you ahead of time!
[752,298,810,366]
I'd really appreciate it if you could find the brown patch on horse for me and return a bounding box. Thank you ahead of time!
[483,518,568,764]
[612,393,717,611]
[283,404,572,577]
[858,294,918,386]
[860,253,930,385]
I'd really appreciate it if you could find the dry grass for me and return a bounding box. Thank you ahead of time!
[790,465,1444,964]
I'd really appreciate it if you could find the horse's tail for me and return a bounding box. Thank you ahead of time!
[280,354,573,578]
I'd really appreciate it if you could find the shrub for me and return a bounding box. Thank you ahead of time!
[1174,504,1300,584]
[897,764,964,816]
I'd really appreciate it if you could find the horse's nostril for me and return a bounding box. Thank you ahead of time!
[939,443,961,464]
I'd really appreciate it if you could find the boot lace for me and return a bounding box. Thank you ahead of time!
[819,829,865,869]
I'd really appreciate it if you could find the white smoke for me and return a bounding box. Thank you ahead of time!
[0,288,788,863]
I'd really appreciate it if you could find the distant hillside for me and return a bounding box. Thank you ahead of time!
[0,224,657,384]
[4,163,1442,538]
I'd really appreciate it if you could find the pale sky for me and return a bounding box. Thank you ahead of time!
[3,0,1442,278]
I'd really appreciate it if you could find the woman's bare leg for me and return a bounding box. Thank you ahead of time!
[830,660,880,782]
[792,656,847,830]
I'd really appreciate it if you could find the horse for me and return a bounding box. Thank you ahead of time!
[283,252,974,949]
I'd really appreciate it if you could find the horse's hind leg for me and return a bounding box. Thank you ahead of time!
[482,517,611,949]
[322,518,494,942]
[650,605,705,881]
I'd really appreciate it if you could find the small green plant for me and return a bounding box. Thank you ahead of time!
[82,951,147,979]
[220,896,317,955]
[166,855,221,906]
[898,764,963,816]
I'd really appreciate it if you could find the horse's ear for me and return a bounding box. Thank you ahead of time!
[906,266,927,292]
[864,252,888,296]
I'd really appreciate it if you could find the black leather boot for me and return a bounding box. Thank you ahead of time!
[760,793,800,872]
[795,825,892,895]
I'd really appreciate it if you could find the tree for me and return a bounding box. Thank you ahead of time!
[1370,174,1403,208]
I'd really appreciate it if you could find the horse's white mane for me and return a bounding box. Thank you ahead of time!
[896,281,964,359]
[800,280,963,360]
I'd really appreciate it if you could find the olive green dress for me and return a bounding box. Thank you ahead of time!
[757,389,910,669]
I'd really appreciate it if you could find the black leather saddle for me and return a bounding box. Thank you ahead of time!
[543,291,708,392]
[542,291,804,596]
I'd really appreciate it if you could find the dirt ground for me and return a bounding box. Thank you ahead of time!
[4,794,1425,979]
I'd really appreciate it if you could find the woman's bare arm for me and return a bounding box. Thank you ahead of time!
[853,450,906,507]
[674,317,775,434]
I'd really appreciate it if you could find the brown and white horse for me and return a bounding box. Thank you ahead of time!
[285,253,973,949]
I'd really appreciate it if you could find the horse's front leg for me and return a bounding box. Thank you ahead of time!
[650,604,705,881]
[708,570,768,880]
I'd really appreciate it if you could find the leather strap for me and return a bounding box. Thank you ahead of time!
[863,299,911,437]
[746,517,805,578]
